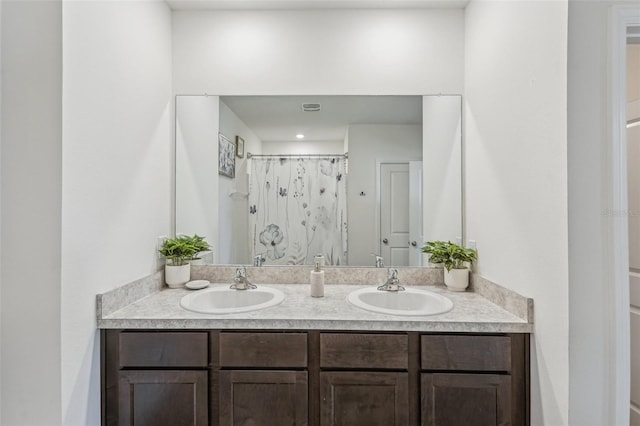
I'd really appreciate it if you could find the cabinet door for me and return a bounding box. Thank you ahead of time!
[118,370,208,426]
[320,371,409,426]
[421,373,511,426]
[219,370,308,426]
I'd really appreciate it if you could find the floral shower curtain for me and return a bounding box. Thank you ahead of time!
[248,157,347,265]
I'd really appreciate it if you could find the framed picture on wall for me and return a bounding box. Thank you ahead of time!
[236,136,245,158]
[218,133,235,178]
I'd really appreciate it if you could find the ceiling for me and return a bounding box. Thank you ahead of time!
[165,0,469,10]
[220,95,422,143]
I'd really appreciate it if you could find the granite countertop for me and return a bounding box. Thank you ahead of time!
[97,270,533,333]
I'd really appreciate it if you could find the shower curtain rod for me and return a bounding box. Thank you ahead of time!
[246,152,348,159]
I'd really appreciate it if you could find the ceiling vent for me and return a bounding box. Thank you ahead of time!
[302,103,321,112]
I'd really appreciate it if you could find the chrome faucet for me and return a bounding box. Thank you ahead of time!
[230,266,257,290]
[253,254,266,267]
[377,268,405,292]
[371,253,384,268]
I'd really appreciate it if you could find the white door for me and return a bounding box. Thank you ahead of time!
[380,162,422,266]
[629,102,640,426]
[380,163,409,266]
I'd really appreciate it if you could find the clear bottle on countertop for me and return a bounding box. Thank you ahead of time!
[310,261,325,297]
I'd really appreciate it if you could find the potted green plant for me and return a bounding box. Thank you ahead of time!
[159,236,199,288]
[182,234,211,265]
[422,240,478,291]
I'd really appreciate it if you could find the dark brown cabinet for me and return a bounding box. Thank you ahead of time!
[103,331,210,426]
[421,373,511,426]
[102,330,528,426]
[119,370,208,426]
[320,372,408,426]
[318,333,411,426]
[319,333,408,370]
[218,332,309,426]
[220,370,308,425]
[219,332,308,368]
[420,334,528,426]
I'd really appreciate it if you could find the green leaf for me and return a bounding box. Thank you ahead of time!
[159,233,211,264]
[421,240,478,271]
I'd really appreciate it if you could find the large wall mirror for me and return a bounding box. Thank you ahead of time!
[175,95,462,267]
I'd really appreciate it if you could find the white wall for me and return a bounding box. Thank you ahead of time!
[218,101,262,263]
[61,1,172,425]
[0,3,578,424]
[0,1,4,421]
[1,1,63,424]
[172,7,463,266]
[172,9,464,95]
[568,2,639,425]
[465,1,568,425]
[347,124,422,265]
[176,96,220,263]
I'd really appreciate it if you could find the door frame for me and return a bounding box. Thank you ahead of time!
[611,6,640,425]
[375,160,384,262]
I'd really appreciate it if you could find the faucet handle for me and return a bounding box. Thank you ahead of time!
[254,254,266,267]
[235,266,246,277]
[388,268,398,280]
[371,253,384,268]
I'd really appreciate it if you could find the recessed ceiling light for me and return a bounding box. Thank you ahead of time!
[296,134,305,139]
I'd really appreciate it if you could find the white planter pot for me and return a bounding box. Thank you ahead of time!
[165,263,191,288]
[444,268,469,292]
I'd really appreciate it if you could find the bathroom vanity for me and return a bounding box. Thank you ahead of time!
[98,267,532,426]
[103,329,527,426]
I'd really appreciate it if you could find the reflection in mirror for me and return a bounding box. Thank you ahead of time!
[248,154,348,266]
[175,95,462,267]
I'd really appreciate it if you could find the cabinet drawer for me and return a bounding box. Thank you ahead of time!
[219,332,307,368]
[119,332,208,368]
[421,335,511,372]
[320,333,408,369]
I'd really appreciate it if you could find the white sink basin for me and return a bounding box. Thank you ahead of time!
[347,287,453,316]
[180,286,285,314]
